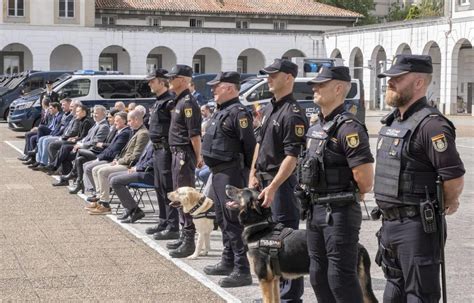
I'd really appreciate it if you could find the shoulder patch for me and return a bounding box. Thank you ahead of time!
[184,108,193,118]
[239,117,248,129]
[346,133,360,148]
[292,105,300,113]
[295,124,305,137]
[431,133,448,152]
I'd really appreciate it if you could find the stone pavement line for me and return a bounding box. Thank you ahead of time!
[1,140,226,302]
[107,215,241,303]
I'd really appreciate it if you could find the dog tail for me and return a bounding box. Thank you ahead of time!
[357,244,379,303]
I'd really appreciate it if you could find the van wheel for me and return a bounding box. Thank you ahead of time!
[3,108,9,120]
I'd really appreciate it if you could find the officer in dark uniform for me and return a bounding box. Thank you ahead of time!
[302,66,374,302]
[45,80,60,103]
[144,68,180,240]
[248,59,308,302]
[201,72,256,288]
[166,65,203,258]
[374,54,465,302]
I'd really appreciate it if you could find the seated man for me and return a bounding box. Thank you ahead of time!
[82,111,131,197]
[52,105,109,185]
[109,143,154,223]
[32,99,78,168]
[87,109,149,215]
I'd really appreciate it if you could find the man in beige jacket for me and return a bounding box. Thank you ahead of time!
[88,109,149,215]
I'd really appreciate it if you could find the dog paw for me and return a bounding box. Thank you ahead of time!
[199,251,209,256]
[187,255,199,260]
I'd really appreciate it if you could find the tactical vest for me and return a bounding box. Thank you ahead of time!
[149,96,174,143]
[300,113,360,194]
[202,103,244,162]
[374,106,452,205]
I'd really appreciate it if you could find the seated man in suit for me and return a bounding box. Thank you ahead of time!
[86,109,149,215]
[52,105,109,186]
[109,142,155,223]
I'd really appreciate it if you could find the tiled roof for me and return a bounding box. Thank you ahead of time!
[95,0,362,18]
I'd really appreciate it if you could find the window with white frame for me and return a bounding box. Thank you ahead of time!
[101,15,117,25]
[273,21,287,30]
[59,0,74,18]
[190,18,203,28]
[236,20,249,29]
[148,17,161,27]
[460,0,470,5]
[8,0,25,17]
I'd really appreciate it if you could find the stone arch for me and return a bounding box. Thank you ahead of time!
[370,45,387,110]
[50,44,82,70]
[1,43,33,73]
[349,47,364,81]
[395,43,412,55]
[192,47,222,73]
[146,46,177,73]
[451,39,473,114]
[237,48,265,73]
[422,41,441,109]
[99,45,130,74]
[282,49,306,60]
[330,48,342,59]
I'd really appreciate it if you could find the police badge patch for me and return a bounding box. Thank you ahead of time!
[346,133,360,148]
[184,108,193,118]
[295,125,305,137]
[239,118,248,128]
[431,133,448,152]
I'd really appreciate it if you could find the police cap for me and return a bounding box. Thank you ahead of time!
[206,71,240,86]
[145,68,169,80]
[260,58,298,78]
[165,64,193,78]
[306,66,351,85]
[46,80,54,85]
[378,54,433,78]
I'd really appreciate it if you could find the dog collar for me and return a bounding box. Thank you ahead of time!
[189,196,207,215]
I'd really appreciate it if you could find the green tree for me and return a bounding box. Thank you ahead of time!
[386,3,410,22]
[317,0,377,25]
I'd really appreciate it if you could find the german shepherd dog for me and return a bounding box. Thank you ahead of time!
[225,185,378,303]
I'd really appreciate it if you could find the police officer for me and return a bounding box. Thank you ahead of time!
[44,80,60,103]
[201,72,256,288]
[374,54,465,302]
[166,65,203,258]
[248,59,308,302]
[303,66,374,302]
[144,68,180,240]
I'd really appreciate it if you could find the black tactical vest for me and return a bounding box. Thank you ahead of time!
[300,113,360,194]
[149,93,174,143]
[374,106,452,205]
[202,103,244,163]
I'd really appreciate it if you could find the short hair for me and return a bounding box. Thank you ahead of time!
[134,105,146,117]
[128,109,144,121]
[108,108,119,117]
[71,100,83,106]
[115,111,128,122]
[60,98,72,104]
[50,102,61,111]
[76,104,89,115]
[42,97,51,106]
[93,104,107,115]
[114,101,126,110]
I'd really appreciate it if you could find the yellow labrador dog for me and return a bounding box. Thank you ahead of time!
[168,187,215,259]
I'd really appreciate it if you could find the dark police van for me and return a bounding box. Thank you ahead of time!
[8,71,154,131]
[0,70,72,120]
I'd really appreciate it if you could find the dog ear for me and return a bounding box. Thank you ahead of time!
[225,185,241,200]
[251,198,263,215]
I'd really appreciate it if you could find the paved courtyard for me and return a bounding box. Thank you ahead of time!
[0,113,473,302]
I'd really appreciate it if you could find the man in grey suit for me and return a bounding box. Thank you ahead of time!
[53,105,109,186]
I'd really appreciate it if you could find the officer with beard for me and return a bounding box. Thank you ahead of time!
[374,54,465,302]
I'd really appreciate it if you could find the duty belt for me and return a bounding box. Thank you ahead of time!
[152,141,169,150]
[170,145,190,153]
[380,206,420,221]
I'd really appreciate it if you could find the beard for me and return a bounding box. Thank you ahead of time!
[385,85,413,107]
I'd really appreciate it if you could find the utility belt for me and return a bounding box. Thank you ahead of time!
[152,140,169,151]
[170,144,191,153]
[371,205,420,221]
[309,191,358,206]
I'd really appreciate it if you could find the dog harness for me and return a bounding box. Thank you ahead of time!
[247,223,293,276]
[189,196,216,220]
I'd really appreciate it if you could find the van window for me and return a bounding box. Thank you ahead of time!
[293,82,314,101]
[23,76,43,93]
[248,82,272,102]
[58,79,91,99]
[346,82,358,99]
[98,80,153,99]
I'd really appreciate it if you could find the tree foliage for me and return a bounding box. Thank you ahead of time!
[317,0,377,25]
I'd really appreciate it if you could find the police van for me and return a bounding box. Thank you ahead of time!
[238,76,365,123]
[8,71,154,131]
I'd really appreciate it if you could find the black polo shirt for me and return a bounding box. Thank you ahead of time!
[317,104,374,168]
[168,89,202,146]
[256,93,308,174]
[395,98,465,181]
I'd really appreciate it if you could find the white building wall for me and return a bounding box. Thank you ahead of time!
[29,2,55,25]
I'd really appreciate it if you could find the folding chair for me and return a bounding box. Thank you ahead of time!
[126,182,156,214]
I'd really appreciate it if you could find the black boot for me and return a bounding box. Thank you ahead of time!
[23,158,36,165]
[68,180,84,194]
[166,231,184,250]
[169,229,195,258]
[62,171,77,181]
[218,270,253,288]
[121,207,145,223]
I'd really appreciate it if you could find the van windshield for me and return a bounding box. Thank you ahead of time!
[239,78,262,95]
